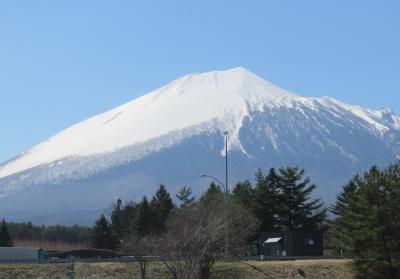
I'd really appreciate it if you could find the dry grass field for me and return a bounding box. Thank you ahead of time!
[0,259,355,279]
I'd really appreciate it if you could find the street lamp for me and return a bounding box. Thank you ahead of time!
[200,130,230,257]
[199,174,226,191]
[223,131,228,199]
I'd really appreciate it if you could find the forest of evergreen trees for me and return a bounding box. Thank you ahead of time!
[89,162,400,278]
[0,219,13,247]
[0,166,325,250]
[330,162,400,278]
[0,221,91,248]
[91,166,327,250]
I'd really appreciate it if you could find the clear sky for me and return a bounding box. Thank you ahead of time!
[0,1,399,163]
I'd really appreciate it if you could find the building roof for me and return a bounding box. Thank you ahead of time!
[264,237,282,244]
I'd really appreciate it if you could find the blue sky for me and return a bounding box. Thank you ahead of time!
[0,1,399,163]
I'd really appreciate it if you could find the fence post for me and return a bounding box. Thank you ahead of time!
[66,256,75,279]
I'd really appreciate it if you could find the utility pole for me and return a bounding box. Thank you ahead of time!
[223,131,229,257]
[200,130,230,257]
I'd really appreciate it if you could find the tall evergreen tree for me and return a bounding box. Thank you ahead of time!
[277,167,326,230]
[253,169,268,231]
[150,185,175,233]
[111,198,124,239]
[200,182,224,204]
[328,175,362,254]
[130,197,153,236]
[266,168,280,193]
[91,214,118,250]
[331,175,361,217]
[334,164,400,278]
[0,219,13,247]
[232,180,254,209]
[176,186,195,207]
[252,168,281,231]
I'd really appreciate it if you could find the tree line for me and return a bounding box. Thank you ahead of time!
[90,166,327,279]
[0,219,13,247]
[91,166,327,251]
[0,166,326,253]
[90,162,400,279]
[92,183,259,278]
[0,221,91,248]
[232,167,326,231]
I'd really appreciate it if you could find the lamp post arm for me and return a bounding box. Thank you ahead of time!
[200,174,226,192]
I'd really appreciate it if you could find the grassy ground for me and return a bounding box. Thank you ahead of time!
[0,259,354,279]
[213,260,355,279]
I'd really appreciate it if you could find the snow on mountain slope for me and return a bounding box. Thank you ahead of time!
[1,67,400,225]
[0,67,396,181]
[0,67,293,180]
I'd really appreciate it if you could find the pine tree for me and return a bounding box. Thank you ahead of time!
[0,219,13,247]
[200,182,224,204]
[277,167,326,230]
[176,186,195,207]
[266,168,280,194]
[335,164,400,278]
[91,214,118,250]
[252,168,281,231]
[130,197,153,236]
[253,169,268,230]
[121,202,139,232]
[329,175,362,254]
[232,180,254,209]
[111,198,124,239]
[150,185,175,233]
[331,176,360,217]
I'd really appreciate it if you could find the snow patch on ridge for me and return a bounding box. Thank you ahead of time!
[0,119,225,196]
[318,97,390,135]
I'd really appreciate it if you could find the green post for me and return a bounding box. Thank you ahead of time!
[66,256,75,279]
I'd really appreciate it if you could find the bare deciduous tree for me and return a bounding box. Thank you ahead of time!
[154,195,259,279]
[124,235,154,279]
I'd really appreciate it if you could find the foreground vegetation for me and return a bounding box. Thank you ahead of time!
[0,260,354,279]
[88,167,327,278]
[331,162,400,278]
[2,162,400,278]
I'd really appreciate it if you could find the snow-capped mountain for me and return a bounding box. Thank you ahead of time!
[1,67,399,225]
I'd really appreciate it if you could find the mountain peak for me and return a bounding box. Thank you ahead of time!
[178,66,257,83]
[167,67,297,105]
[0,67,290,179]
[225,66,252,73]
[0,68,397,183]
[225,66,247,71]
[1,68,400,225]
[196,66,251,75]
